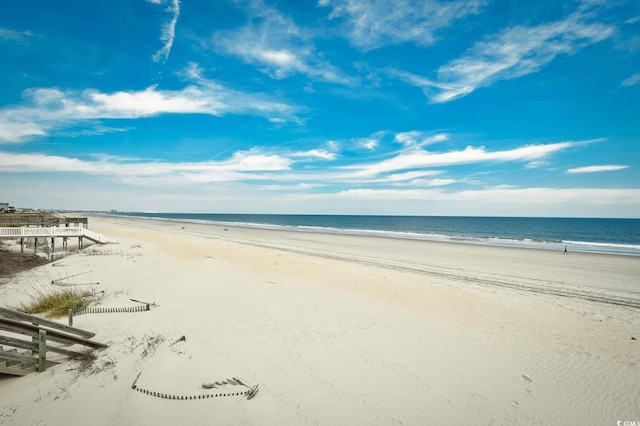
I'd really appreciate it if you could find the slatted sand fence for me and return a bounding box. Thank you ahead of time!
[68,299,154,326]
[0,307,107,376]
[72,304,150,316]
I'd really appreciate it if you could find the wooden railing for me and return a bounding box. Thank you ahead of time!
[0,307,107,376]
[0,215,88,228]
[81,228,116,243]
[0,227,115,243]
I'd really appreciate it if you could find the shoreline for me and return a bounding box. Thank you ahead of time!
[97,213,640,299]
[97,212,640,257]
[1,214,639,425]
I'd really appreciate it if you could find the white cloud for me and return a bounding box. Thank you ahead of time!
[213,1,353,84]
[398,177,457,187]
[152,0,181,63]
[2,142,636,217]
[290,149,337,160]
[0,28,36,43]
[320,0,485,50]
[254,182,327,192]
[5,173,638,216]
[621,73,640,87]
[327,141,340,152]
[393,12,614,102]
[0,141,354,181]
[88,86,211,117]
[347,141,581,176]
[525,160,550,169]
[0,70,297,143]
[394,132,448,148]
[0,122,46,144]
[357,138,378,150]
[326,131,449,156]
[567,165,628,173]
[0,143,439,188]
[0,150,291,181]
[422,178,457,187]
[386,170,441,182]
[625,16,640,25]
[228,151,291,171]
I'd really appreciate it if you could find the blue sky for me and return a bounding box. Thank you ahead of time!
[1,0,639,217]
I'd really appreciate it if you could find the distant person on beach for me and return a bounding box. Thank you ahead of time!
[564,245,568,254]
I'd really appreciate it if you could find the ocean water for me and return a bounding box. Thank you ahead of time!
[106,213,640,256]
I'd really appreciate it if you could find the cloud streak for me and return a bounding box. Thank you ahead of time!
[0,27,37,44]
[393,11,614,102]
[213,0,353,84]
[152,0,181,63]
[567,165,628,173]
[0,150,290,181]
[621,73,640,87]
[0,135,590,192]
[0,68,297,143]
[345,141,583,176]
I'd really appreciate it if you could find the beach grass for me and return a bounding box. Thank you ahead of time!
[17,287,100,318]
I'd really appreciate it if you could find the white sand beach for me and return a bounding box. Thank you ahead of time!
[1,215,639,425]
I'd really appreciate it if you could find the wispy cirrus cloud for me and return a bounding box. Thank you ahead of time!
[0,66,297,143]
[355,138,378,150]
[0,143,345,188]
[392,11,614,103]
[0,27,37,44]
[0,149,290,179]
[567,165,628,173]
[621,73,640,87]
[385,170,442,182]
[625,16,640,25]
[213,0,353,84]
[0,132,628,214]
[333,130,448,153]
[319,0,485,50]
[290,149,337,160]
[345,140,586,176]
[0,122,46,143]
[394,132,448,149]
[151,0,181,63]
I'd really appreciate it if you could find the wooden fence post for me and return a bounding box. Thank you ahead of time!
[38,329,47,372]
[68,308,73,326]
